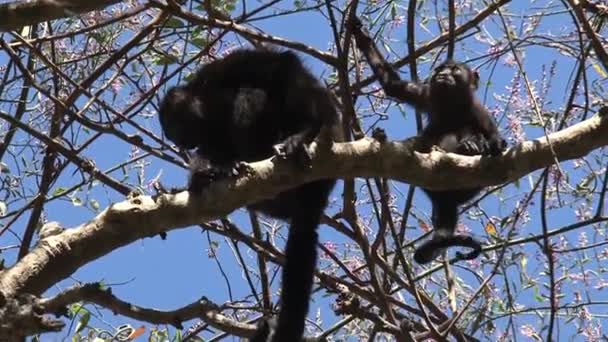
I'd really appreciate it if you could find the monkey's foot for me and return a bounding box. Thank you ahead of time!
[273,134,312,168]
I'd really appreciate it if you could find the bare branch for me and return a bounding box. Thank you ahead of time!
[0,0,122,32]
[566,0,608,72]
[40,283,255,336]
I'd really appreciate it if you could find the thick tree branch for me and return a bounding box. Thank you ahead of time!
[0,293,65,339]
[0,110,605,296]
[0,0,122,32]
[39,283,255,336]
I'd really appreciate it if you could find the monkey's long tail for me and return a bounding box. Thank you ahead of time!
[272,211,321,341]
[414,198,481,264]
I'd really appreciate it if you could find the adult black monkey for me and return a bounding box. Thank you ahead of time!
[158,49,342,341]
[349,18,506,264]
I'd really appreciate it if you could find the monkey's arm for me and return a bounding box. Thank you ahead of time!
[350,17,430,111]
[475,107,507,156]
[274,86,337,164]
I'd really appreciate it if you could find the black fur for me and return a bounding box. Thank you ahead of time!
[350,18,506,264]
[158,49,342,341]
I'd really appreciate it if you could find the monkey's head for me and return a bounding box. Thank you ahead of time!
[158,86,205,150]
[429,60,479,97]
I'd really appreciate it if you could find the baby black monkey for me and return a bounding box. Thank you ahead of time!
[158,49,342,341]
[350,18,506,264]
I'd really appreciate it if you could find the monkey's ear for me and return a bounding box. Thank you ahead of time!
[471,71,480,90]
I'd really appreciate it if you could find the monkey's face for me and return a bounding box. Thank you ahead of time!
[158,86,205,150]
[429,61,479,96]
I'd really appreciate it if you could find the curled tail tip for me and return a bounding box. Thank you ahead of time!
[413,234,482,264]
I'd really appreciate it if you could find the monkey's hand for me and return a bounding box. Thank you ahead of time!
[457,134,490,156]
[273,133,313,168]
[188,162,249,194]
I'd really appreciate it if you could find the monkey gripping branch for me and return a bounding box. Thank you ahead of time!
[0,108,606,339]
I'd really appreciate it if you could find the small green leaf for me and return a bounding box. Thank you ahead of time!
[165,18,185,28]
[592,63,607,78]
[533,286,544,303]
[69,303,82,312]
[90,199,100,211]
[191,38,209,48]
[153,54,179,66]
[74,311,90,333]
[53,187,68,196]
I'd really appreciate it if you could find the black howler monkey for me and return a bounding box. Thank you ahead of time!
[158,49,342,341]
[350,18,506,264]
